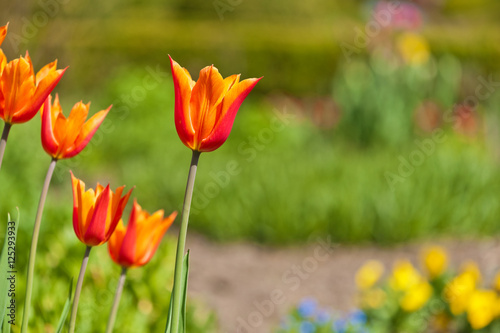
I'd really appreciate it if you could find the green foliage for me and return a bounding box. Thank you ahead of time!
[0,212,18,330]
[55,279,72,333]
[0,229,215,332]
[0,132,216,332]
[5,55,500,250]
[165,251,190,333]
[333,55,460,147]
[3,0,500,95]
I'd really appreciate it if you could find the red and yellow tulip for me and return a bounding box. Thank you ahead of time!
[0,23,6,44]
[0,53,66,124]
[0,23,7,73]
[71,172,132,247]
[42,94,110,159]
[108,200,177,268]
[169,56,261,152]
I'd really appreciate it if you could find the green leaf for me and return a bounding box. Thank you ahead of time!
[2,318,10,333]
[165,291,173,333]
[0,211,19,327]
[55,278,73,333]
[165,250,190,333]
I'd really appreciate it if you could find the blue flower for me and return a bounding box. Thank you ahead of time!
[297,298,318,318]
[316,310,331,324]
[348,310,367,326]
[333,318,347,333]
[299,321,316,333]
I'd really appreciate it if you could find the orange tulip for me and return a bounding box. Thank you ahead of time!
[41,94,111,159]
[0,23,6,45]
[0,52,66,124]
[169,56,261,152]
[71,172,132,247]
[108,200,177,268]
[0,23,7,73]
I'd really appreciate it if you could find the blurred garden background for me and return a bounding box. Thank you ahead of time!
[1,0,500,332]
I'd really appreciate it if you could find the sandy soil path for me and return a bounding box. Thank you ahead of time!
[186,234,500,332]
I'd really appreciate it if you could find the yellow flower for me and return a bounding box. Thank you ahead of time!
[388,260,432,311]
[493,271,500,292]
[495,297,500,317]
[400,280,433,312]
[422,246,448,279]
[460,261,482,284]
[467,290,497,330]
[389,260,422,291]
[444,272,477,315]
[396,32,430,65]
[355,260,384,290]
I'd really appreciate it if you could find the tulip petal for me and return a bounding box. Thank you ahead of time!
[109,185,124,229]
[35,60,57,85]
[78,188,95,242]
[0,23,7,46]
[0,49,6,74]
[71,171,84,241]
[190,65,227,145]
[170,56,196,149]
[136,211,177,266]
[118,200,139,267]
[62,107,110,159]
[134,210,163,265]
[104,185,133,241]
[223,74,240,92]
[83,185,111,246]
[201,77,261,152]
[41,96,59,157]
[0,23,6,75]
[1,56,35,123]
[115,187,133,226]
[56,101,89,156]
[71,174,99,244]
[10,67,66,123]
[108,220,126,264]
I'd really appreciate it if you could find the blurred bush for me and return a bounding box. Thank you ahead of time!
[1,0,500,95]
[356,246,500,332]
[3,53,500,249]
[277,246,500,332]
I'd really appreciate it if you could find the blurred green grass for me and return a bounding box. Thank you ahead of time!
[3,53,500,247]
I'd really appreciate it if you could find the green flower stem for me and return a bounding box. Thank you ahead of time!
[21,157,57,333]
[171,150,201,332]
[69,245,92,333]
[105,267,128,333]
[0,123,12,173]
